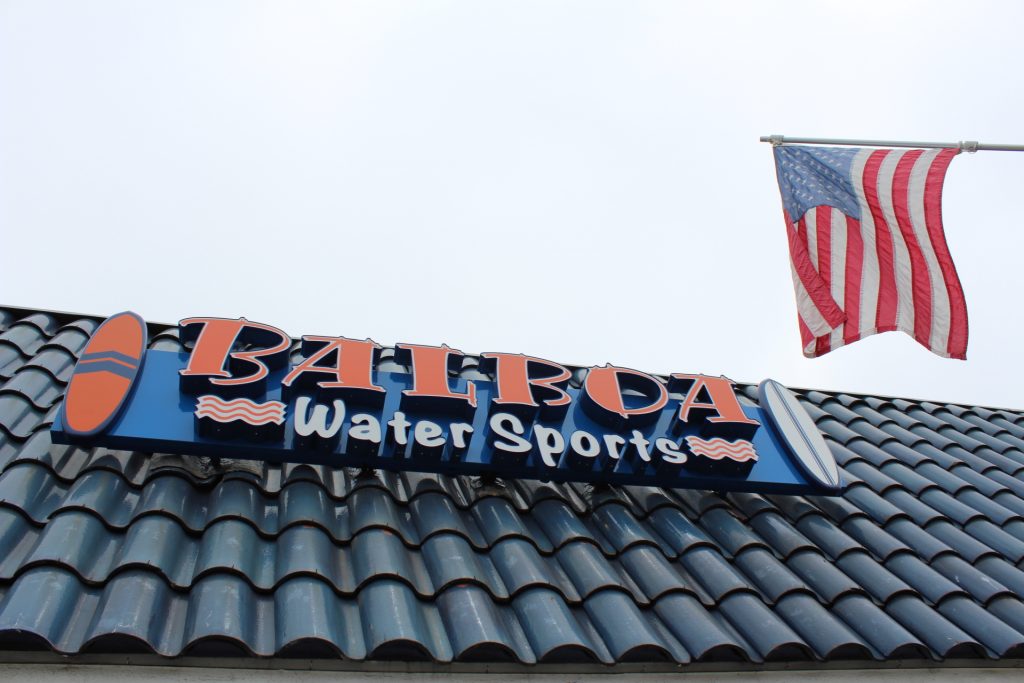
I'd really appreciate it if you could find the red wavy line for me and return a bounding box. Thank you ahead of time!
[197,395,286,412]
[686,436,758,462]
[197,395,282,407]
[688,441,755,453]
[692,449,757,462]
[688,440,753,450]
[687,443,754,455]
[194,405,284,417]
[195,408,285,425]
[197,396,285,409]
[691,447,757,462]
[691,443,751,452]
[690,445,753,455]
[196,398,285,415]
[196,405,285,418]
[693,447,755,457]
[195,404,285,419]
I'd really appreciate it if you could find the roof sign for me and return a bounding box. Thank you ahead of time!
[51,313,843,495]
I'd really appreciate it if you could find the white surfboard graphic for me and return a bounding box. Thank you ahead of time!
[757,379,842,492]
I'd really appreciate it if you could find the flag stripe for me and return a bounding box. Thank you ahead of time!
[906,150,950,353]
[877,151,916,336]
[891,150,934,347]
[805,212,818,269]
[829,208,847,350]
[816,205,832,290]
[862,150,899,332]
[923,148,969,358]
[843,214,863,346]
[791,262,834,338]
[815,206,833,355]
[850,149,879,335]
[787,214,845,330]
[797,313,814,356]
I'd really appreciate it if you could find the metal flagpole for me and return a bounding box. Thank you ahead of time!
[760,135,1024,153]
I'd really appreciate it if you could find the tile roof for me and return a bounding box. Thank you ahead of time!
[2,305,1024,666]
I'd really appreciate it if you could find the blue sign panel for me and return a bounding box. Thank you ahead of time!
[50,314,843,496]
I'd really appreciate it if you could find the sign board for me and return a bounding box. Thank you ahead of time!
[51,312,842,495]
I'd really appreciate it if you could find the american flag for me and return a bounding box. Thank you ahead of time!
[773,145,968,359]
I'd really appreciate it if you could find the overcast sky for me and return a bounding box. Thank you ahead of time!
[2,1,1023,408]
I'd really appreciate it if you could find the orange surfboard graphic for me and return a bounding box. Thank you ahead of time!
[63,311,148,437]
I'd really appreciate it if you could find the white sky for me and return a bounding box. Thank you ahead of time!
[2,1,1023,408]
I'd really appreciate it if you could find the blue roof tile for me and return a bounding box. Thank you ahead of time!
[732,547,811,603]
[529,499,593,551]
[947,463,1008,496]
[785,549,863,604]
[357,579,451,660]
[0,320,53,356]
[884,518,954,562]
[841,440,893,467]
[878,462,938,495]
[838,516,910,561]
[986,597,1024,641]
[794,514,863,559]
[273,577,361,659]
[816,418,862,445]
[936,595,1024,656]
[677,547,755,602]
[422,532,508,598]
[767,494,820,522]
[717,592,810,661]
[930,554,1015,605]
[992,492,1024,518]
[554,540,631,602]
[0,507,39,580]
[843,484,909,525]
[588,502,661,554]
[700,506,769,556]
[845,460,903,493]
[727,491,780,518]
[0,346,26,381]
[653,593,749,661]
[436,585,533,662]
[960,446,1024,476]
[884,553,966,605]
[807,493,867,525]
[912,462,975,495]
[411,492,488,548]
[747,511,817,559]
[924,520,1002,563]
[617,545,705,603]
[835,551,914,604]
[976,556,1024,597]
[962,520,1024,563]
[645,507,713,557]
[881,490,945,526]
[1005,520,1024,543]
[883,595,981,658]
[0,395,48,440]
[990,470,1024,498]
[582,590,679,662]
[774,592,873,659]
[836,594,928,658]
[42,326,92,355]
[472,497,547,551]
[511,588,606,663]
[490,538,576,601]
